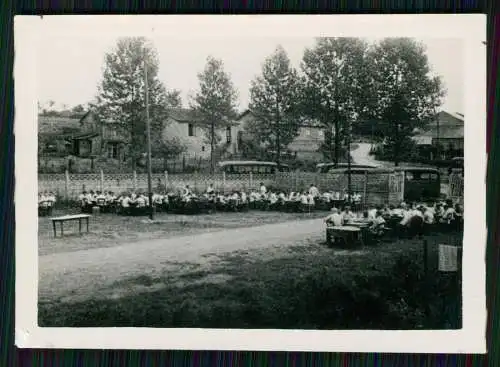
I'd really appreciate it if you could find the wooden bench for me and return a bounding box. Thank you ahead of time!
[50,214,91,237]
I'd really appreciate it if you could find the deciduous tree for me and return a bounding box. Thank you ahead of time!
[300,37,371,164]
[94,37,180,168]
[247,46,302,166]
[190,56,238,173]
[366,38,445,165]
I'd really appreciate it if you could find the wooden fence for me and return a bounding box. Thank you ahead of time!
[38,170,405,207]
[448,173,464,203]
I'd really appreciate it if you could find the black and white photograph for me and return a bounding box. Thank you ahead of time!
[15,15,486,353]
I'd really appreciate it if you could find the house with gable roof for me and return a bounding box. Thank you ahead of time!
[412,111,464,160]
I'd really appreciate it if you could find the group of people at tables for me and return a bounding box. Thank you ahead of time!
[324,199,463,244]
[75,183,365,215]
[38,191,57,216]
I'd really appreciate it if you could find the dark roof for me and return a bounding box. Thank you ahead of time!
[414,111,464,140]
[168,108,239,126]
[38,115,82,136]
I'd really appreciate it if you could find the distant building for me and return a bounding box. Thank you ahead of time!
[236,109,325,161]
[38,111,129,160]
[161,108,240,161]
[413,111,464,160]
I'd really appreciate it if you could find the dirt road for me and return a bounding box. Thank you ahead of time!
[39,218,325,301]
[350,143,392,167]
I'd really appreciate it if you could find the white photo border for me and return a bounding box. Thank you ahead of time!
[14,14,487,353]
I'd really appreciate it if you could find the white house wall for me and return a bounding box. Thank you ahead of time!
[162,117,240,159]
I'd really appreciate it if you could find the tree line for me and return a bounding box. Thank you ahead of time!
[90,37,445,172]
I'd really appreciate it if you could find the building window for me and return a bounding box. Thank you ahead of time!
[317,130,323,138]
[107,142,119,159]
[304,128,311,136]
[226,126,231,143]
[188,123,195,137]
[201,146,205,152]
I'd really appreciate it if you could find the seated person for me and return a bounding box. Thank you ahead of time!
[322,191,332,203]
[206,184,215,196]
[299,192,309,211]
[368,211,387,237]
[78,191,87,204]
[41,192,56,213]
[325,207,343,227]
[442,202,456,224]
[423,205,435,225]
[95,191,106,205]
[269,192,279,209]
[105,191,116,203]
[182,185,193,197]
[341,206,357,223]
[136,193,147,208]
[119,193,132,215]
[367,207,378,220]
[259,183,267,196]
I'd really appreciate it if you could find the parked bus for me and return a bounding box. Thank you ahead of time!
[217,161,291,174]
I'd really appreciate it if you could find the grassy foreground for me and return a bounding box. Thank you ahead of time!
[39,231,462,329]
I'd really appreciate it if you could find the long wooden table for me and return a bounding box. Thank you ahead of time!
[326,225,364,247]
[50,214,91,237]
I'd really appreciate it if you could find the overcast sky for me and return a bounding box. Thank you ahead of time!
[36,34,463,114]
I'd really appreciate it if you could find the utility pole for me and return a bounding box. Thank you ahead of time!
[347,120,352,203]
[144,48,154,220]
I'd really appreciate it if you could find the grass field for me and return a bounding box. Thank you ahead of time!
[39,209,328,256]
[39,226,462,329]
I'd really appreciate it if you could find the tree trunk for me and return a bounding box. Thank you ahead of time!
[276,104,281,169]
[210,121,215,174]
[394,122,400,167]
[334,119,340,167]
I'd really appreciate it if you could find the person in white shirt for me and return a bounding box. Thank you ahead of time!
[78,191,87,203]
[341,206,357,223]
[369,211,387,237]
[334,191,341,200]
[136,193,146,208]
[434,203,445,219]
[422,206,434,226]
[399,207,414,226]
[278,192,286,203]
[269,192,278,205]
[367,207,378,220]
[153,193,163,206]
[309,184,320,197]
[443,203,456,224]
[182,185,192,197]
[206,184,215,196]
[325,207,343,227]
[299,192,308,211]
[120,194,131,215]
[259,183,267,196]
